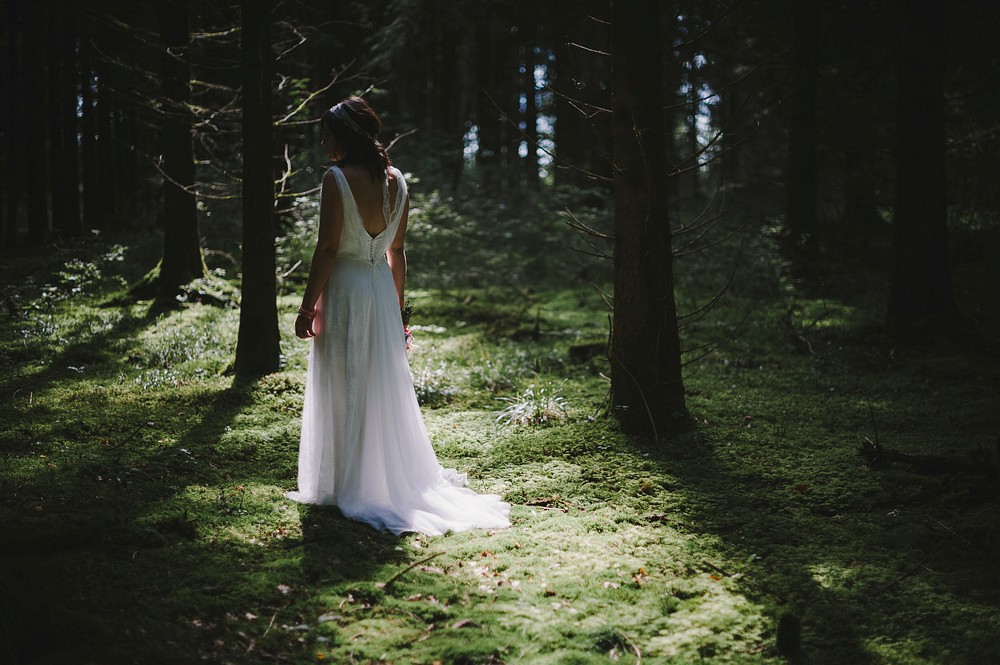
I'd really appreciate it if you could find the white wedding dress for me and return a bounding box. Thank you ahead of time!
[286,165,511,536]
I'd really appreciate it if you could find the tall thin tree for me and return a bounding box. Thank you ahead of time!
[79,12,101,232]
[610,0,688,437]
[49,4,81,237]
[785,0,819,261]
[1,0,22,248]
[234,0,281,378]
[889,0,953,329]
[23,1,48,244]
[144,0,205,297]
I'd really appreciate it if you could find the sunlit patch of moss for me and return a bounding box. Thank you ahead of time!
[3,211,1000,664]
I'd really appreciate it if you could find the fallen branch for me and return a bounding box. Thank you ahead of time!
[859,437,997,477]
[378,551,446,590]
[870,546,940,596]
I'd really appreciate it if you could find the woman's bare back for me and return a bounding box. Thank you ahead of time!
[338,164,400,238]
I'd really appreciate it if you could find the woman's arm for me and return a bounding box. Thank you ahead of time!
[386,193,411,309]
[295,170,345,339]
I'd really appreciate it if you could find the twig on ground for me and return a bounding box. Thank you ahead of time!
[379,551,446,589]
[871,546,941,596]
[701,560,733,577]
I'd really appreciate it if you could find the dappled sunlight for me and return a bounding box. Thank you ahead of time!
[2,209,998,662]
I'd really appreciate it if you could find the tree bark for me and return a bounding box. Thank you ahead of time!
[553,19,612,190]
[96,56,116,230]
[611,0,688,437]
[61,4,82,237]
[685,81,700,199]
[785,0,819,261]
[2,1,22,248]
[79,13,101,232]
[234,0,282,379]
[155,0,204,294]
[49,4,81,238]
[23,1,49,244]
[889,0,953,329]
[476,12,501,192]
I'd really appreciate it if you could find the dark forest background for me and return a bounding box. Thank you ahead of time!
[3,2,1000,662]
[4,0,999,299]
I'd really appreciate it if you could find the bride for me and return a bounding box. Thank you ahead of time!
[285,97,510,536]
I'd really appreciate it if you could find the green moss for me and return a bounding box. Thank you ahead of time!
[2,217,999,664]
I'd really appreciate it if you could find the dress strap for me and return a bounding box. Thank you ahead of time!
[381,176,391,229]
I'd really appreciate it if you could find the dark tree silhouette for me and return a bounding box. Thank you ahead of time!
[2,0,23,248]
[140,0,205,298]
[785,0,819,259]
[234,0,282,378]
[889,0,954,330]
[48,3,81,237]
[23,1,48,243]
[79,11,101,232]
[610,0,688,437]
[552,10,612,189]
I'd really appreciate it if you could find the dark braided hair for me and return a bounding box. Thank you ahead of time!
[321,96,391,182]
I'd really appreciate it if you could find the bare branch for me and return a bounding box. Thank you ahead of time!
[680,305,755,367]
[673,221,746,257]
[276,67,346,125]
[567,41,610,57]
[385,128,419,153]
[608,349,660,442]
[677,242,743,325]
[482,91,613,183]
[542,84,611,115]
[594,285,614,310]
[277,144,293,197]
[273,21,308,61]
[563,208,614,240]
[276,185,322,199]
[669,0,740,56]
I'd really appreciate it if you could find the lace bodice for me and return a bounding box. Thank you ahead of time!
[328,166,407,264]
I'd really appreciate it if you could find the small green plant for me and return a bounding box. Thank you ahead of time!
[496,383,568,427]
[411,361,462,407]
[467,347,532,393]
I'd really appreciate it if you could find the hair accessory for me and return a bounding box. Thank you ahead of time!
[331,103,374,140]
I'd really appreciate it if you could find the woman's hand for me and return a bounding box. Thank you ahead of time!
[295,308,317,339]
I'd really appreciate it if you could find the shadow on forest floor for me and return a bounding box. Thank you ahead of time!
[1,223,999,663]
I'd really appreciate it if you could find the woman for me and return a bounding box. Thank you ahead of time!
[286,97,510,536]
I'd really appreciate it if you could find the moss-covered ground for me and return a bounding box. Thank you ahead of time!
[1,202,998,664]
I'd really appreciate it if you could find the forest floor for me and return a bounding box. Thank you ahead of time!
[2,197,999,664]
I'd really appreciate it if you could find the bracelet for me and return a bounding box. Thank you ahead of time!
[297,306,316,319]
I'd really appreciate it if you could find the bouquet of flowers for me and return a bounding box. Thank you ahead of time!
[401,300,414,351]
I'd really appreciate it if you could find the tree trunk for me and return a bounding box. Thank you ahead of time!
[79,13,101,232]
[155,0,204,295]
[522,34,540,190]
[785,0,819,260]
[450,26,475,192]
[2,1,22,248]
[96,57,116,230]
[889,0,953,329]
[611,0,688,438]
[47,10,66,237]
[234,0,281,379]
[23,1,48,244]
[60,4,82,237]
[49,5,81,238]
[476,13,501,192]
[553,31,610,189]
[684,70,700,199]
